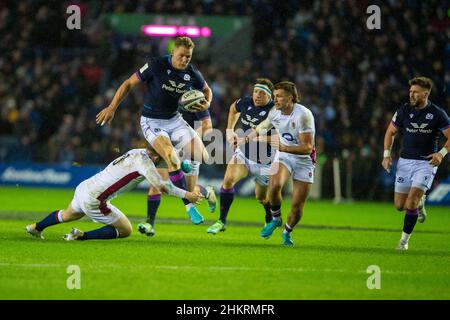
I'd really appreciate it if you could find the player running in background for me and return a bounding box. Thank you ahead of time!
[96,36,212,225]
[25,148,202,241]
[240,81,316,246]
[137,108,217,237]
[382,77,450,250]
[207,78,275,234]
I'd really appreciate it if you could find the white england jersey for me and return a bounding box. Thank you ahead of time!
[267,103,316,162]
[81,149,186,202]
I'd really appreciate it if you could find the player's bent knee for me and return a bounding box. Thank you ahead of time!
[118,225,132,238]
[222,179,235,190]
[149,186,161,195]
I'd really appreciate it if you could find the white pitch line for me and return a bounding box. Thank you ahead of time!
[1,262,449,275]
[0,263,63,268]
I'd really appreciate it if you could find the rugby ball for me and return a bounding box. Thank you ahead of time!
[178,90,205,112]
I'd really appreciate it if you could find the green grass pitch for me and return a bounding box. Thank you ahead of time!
[0,185,449,299]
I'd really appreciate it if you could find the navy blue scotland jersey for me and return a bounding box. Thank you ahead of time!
[136,55,205,119]
[234,96,275,164]
[392,101,450,160]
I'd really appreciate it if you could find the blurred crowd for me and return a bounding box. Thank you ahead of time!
[0,0,448,199]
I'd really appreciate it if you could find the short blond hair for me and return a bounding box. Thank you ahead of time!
[174,36,195,49]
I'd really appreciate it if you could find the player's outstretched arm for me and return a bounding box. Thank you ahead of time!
[225,102,240,146]
[427,127,450,167]
[140,161,203,203]
[381,122,398,173]
[95,73,140,126]
[159,180,203,204]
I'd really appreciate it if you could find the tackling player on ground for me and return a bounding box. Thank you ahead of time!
[382,76,450,250]
[25,148,202,241]
[96,36,212,225]
[240,81,316,246]
[207,78,275,234]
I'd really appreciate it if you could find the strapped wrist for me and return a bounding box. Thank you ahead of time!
[383,150,391,158]
[438,147,448,158]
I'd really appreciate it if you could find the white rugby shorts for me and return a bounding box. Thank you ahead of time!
[395,157,437,193]
[233,148,271,186]
[273,151,315,183]
[70,181,125,225]
[140,114,197,151]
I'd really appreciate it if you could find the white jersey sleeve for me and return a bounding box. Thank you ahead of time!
[298,108,315,134]
[133,150,187,199]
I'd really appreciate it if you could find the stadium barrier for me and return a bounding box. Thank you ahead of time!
[427,177,450,206]
[0,162,259,196]
[0,162,101,189]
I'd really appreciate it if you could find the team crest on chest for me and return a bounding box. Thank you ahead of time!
[425,113,433,120]
[291,122,296,128]
[184,74,190,81]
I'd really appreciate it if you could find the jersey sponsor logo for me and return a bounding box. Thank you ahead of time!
[241,114,260,128]
[281,133,295,142]
[168,80,186,89]
[410,122,428,129]
[140,63,149,73]
[407,122,432,133]
[426,113,434,120]
[162,80,188,94]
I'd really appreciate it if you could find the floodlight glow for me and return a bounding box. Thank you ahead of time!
[142,25,212,37]
[141,25,177,36]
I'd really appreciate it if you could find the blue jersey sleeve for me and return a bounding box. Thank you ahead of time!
[438,108,450,131]
[392,105,405,128]
[192,68,206,90]
[234,97,246,113]
[135,60,154,83]
[195,109,211,121]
